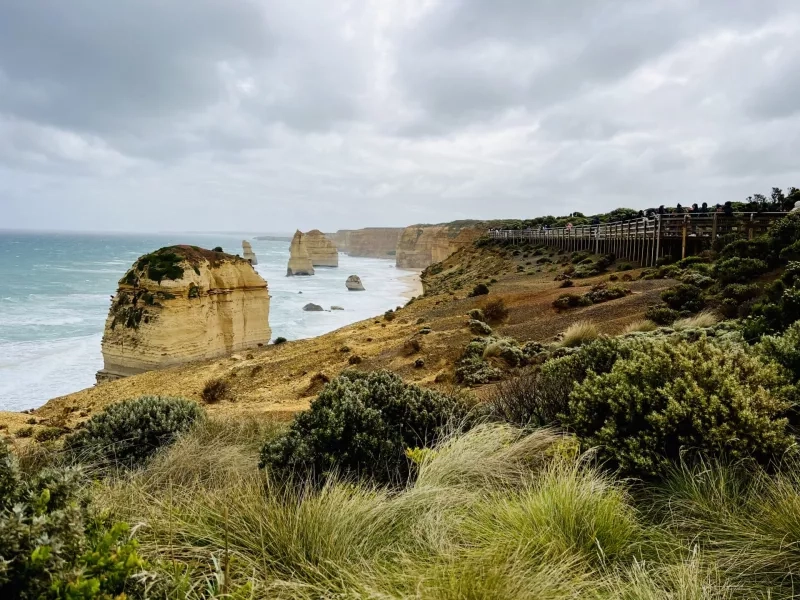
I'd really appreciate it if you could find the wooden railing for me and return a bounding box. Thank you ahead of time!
[488,212,788,267]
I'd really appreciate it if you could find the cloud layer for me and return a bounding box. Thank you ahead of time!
[2,0,800,231]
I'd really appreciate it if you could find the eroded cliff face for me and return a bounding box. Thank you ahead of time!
[287,230,315,276]
[345,228,403,258]
[304,230,338,267]
[97,246,271,382]
[396,224,484,268]
[326,230,351,253]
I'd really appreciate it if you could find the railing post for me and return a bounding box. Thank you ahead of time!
[654,216,661,266]
[711,212,718,242]
[749,214,755,240]
[681,215,688,260]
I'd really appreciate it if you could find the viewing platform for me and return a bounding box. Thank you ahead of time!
[488,212,788,267]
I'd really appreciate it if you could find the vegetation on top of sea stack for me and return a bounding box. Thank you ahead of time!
[121,245,242,285]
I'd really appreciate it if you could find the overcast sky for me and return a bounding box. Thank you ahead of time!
[2,1,800,233]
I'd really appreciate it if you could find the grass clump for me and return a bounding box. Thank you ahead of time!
[64,395,204,469]
[259,370,470,484]
[622,319,658,334]
[558,320,599,348]
[672,310,720,331]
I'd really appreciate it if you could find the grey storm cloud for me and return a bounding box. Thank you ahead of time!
[1,0,800,232]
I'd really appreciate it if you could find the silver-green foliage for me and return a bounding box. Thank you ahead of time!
[564,337,795,478]
[65,395,204,468]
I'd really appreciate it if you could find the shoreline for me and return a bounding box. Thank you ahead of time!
[398,269,423,299]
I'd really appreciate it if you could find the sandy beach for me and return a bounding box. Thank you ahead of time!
[399,269,424,299]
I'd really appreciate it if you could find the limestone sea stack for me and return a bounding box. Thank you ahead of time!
[286,230,315,276]
[242,240,258,265]
[346,275,365,291]
[96,246,271,383]
[304,230,338,267]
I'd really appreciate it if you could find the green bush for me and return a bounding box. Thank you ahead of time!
[468,319,493,335]
[675,255,708,269]
[586,284,631,304]
[757,320,800,382]
[712,257,769,284]
[469,283,490,297]
[563,338,795,478]
[721,283,761,302]
[552,293,592,310]
[645,305,680,325]
[64,396,204,468]
[661,283,704,312]
[259,370,470,483]
[0,441,143,598]
[273,336,287,344]
[468,308,485,321]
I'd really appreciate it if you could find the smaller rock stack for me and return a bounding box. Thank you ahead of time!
[346,275,365,291]
[242,240,258,265]
[287,230,315,276]
[305,230,339,267]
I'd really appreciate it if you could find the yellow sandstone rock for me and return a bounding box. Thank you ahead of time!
[242,240,258,265]
[343,228,403,258]
[96,246,271,382]
[396,224,484,268]
[286,230,315,276]
[304,229,338,267]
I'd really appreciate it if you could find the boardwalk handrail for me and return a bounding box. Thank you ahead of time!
[487,211,789,267]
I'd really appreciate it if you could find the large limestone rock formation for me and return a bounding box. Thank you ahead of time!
[346,275,365,291]
[97,246,271,382]
[326,230,351,253]
[242,240,258,265]
[396,224,484,268]
[286,230,315,276]
[343,228,403,258]
[304,230,338,267]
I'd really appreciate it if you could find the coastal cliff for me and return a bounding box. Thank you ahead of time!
[287,230,315,276]
[327,230,351,253]
[345,228,403,258]
[96,246,271,382]
[305,230,338,267]
[396,223,484,268]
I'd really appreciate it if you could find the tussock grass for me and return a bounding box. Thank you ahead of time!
[672,310,720,331]
[90,419,800,598]
[622,319,658,334]
[558,320,599,348]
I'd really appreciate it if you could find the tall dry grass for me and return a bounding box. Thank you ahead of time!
[558,321,599,348]
[91,417,800,599]
[672,310,720,331]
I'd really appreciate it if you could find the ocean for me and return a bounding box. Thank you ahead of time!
[0,231,418,411]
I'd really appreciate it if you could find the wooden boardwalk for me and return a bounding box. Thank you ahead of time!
[488,212,788,267]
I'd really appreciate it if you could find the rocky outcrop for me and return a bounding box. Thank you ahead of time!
[242,240,258,265]
[346,275,365,291]
[343,228,403,258]
[286,230,315,276]
[304,230,338,267]
[96,246,271,383]
[303,303,324,312]
[396,224,484,268]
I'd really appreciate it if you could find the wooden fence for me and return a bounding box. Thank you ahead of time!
[488,212,788,267]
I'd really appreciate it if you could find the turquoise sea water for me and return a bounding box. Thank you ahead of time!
[0,232,416,411]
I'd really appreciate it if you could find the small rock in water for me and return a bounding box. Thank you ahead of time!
[346,275,365,291]
[303,303,324,312]
[331,306,344,310]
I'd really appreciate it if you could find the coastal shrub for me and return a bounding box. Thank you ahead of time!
[201,378,228,403]
[586,283,631,304]
[712,232,745,253]
[468,319,493,335]
[0,441,144,598]
[468,308,485,321]
[348,355,363,365]
[563,337,795,478]
[645,305,680,325]
[661,283,704,312]
[456,339,504,385]
[212,246,223,252]
[384,309,396,321]
[134,249,185,284]
[558,321,599,348]
[552,293,591,310]
[560,279,574,288]
[675,255,708,269]
[757,320,800,382]
[712,257,769,284]
[487,371,549,427]
[64,396,204,468]
[483,298,509,323]
[273,336,287,344]
[469,283,490,297]
[679,270,714,288]
[259,370,470,483]
[483,338,524,367]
